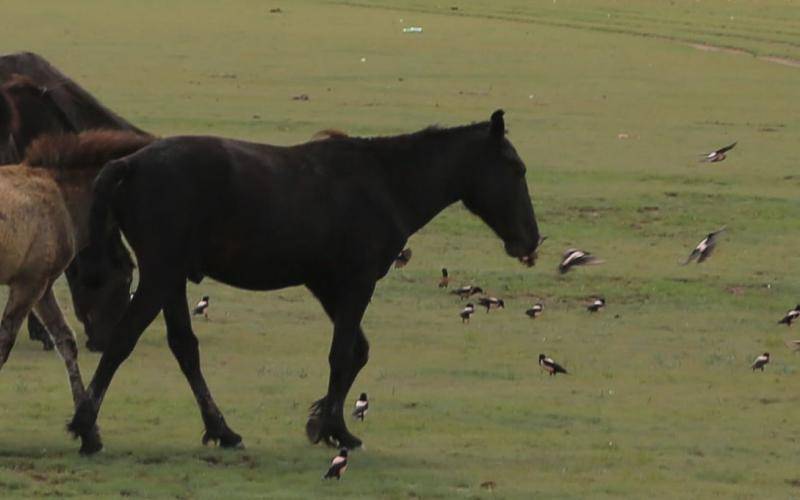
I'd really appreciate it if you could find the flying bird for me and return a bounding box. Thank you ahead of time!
[352,393,369,421]
[438,268,449,288]
[478,296,505,313]
[322,448,348,480]
[525,303,544,319]
[460,303,475,323]
[683,227,725,264]
[539,354,568,376]
[192,295,210,319]
[451,285,483,300]
[587,297,606,313]
[394,248,412,268]
[558,248,601,274]
[700,142,737,163]
[778,305,800,326]
[751,352,770,371]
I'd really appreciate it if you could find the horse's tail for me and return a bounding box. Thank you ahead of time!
[82,158,131,287]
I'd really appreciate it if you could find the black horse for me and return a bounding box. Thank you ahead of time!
[69,110,541,454]
[0,52,142,350]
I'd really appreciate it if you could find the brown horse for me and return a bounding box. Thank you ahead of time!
[0,130,150,424]
[0,64,144,350]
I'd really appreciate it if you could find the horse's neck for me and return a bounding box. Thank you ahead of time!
[371,133,475,236]
[52,170,98,249]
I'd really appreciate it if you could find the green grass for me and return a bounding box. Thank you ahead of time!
[1,1,800,498]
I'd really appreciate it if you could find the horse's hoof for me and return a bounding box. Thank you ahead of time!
[305,415,362,449]
[202,429,243,449]
[78,427,103,456]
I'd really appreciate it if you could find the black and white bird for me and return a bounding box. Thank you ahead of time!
[352,393,369,421]
[460,303,475,323]
[539,354,568,376]
[683,227,725,264]
[587,297,606,313]
[778,305,800,326]
[322,448,348,480]
[558,248,601,274]
[451,285,483,300]
[751,352,770,371]
[478,296,505,313]
[438,268,450,288]
[394,248,412,268]
[525,303,544,319]
[192,295,210,319]
[700,142,737,163]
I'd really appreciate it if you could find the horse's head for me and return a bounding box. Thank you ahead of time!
[0,75,75,160]
[462,110,541,266]
[66,232,134,352]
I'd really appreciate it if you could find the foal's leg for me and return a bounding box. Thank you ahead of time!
[68,279,166,455]
[163,289,242,448]
[307,282,374,448]
[33,287,87,407]
[0,281,48,369]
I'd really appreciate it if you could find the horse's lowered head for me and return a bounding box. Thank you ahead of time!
[461,110,541,266]
[66,227,135,352]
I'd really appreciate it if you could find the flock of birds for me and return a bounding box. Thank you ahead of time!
[187,141,790,479]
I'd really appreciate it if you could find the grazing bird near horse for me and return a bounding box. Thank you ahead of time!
[683,227,725,265]
[751,352,770,371]
[452,285,483,299]
[478,296,505,313]
[587,297,606,313]
[438,268,449,288]
[558,248,601,274]
[700,142,736,163]
[539,354,568,376]
[323,448,348,480]
[192,295,210,319]
[460,303,475,323]
[68,109,541,455]
[394,248,412,268]
[352,393,368,421]
[525,303,544,319]
[778,305,800,326]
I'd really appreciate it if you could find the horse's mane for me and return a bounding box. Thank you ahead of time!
[24,129,154,170]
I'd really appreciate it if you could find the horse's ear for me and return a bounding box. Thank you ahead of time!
[489,109,505,140]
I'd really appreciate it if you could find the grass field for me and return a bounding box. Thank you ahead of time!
[2,1,800,498]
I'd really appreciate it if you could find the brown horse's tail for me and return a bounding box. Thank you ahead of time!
[82,158,131,287]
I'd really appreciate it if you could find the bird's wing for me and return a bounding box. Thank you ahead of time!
[697,244,716,263]
[717,142,737,154]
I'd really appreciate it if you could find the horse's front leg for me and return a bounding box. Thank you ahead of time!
[67,278,166,455]
[307,281,374,449]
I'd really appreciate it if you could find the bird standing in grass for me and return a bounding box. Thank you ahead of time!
[192,295,210,320]
[478,296,505,313]
[352,393,369,421]
[452,285,483,299]
[438,268,450,288]
[683,227,725,264]
[460,303,475,323]
[558,248,601,274]
[700,142,737,163]
[323,448,348,480]
[587,297,606,313]
[526,303,544,319]
[751,352,770,371]
[394,248,412,268]
[778,305,800,326]
[539,354,568,376]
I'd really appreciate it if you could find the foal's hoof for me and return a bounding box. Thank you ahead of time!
[79,430,103,456]
[305,416,363,449]
[202,429,244,449]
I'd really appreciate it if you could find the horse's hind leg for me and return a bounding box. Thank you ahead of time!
[33,286,86,407]
[162,288,242,449]
[27,313,54,351]
[0,281,48,369]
